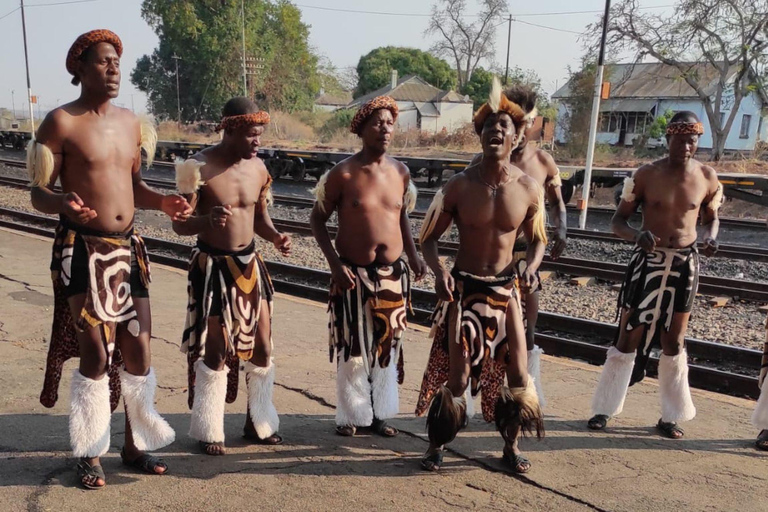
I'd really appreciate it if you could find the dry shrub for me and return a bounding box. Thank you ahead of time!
[156,121,217,143]
[264,111,315,142]
[392,124,479,152]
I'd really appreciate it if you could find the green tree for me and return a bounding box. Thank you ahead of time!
[354,46,456,97]
[460,66,550,111]
[132,0,319,122]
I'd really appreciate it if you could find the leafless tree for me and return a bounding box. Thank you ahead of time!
[426,0,507,89]
[595,0,768,160]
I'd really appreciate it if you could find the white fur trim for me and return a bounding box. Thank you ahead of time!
[139,116,158,168]
[119,368,176,451]
[524,106,538,123]
[658,350,696,423]
[419,189,448,245]
[371,356,399,420]
[752,386,768,429]
[591,347,635,417]
[26,140,55,187]
[335,356,373,427]
[404,180,418,214]
[488,76,502,113]
[311,170,330,214]
[189,361,229,443]
[69,370,111,458]
[547,173,563,189]
[243,360,280,438]
[620,177,636,203]
[174,158,205,195]
[464,388,475,419]
[528,345,547,409]
[710,184,724,212]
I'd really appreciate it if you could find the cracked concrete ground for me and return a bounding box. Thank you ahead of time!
[0,227,766,512]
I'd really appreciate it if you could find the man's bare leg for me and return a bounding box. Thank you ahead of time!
[588,308,644,430]
[501,300,534,473]
[68,293,109,489]
[117,297,172,472]
[423,308,468,471]
[656,312,695,438]
[243,299,282,444]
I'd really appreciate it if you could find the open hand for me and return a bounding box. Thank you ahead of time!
[62,192,97,224]
[330,262,356,294]
[635,230,660,253]
[411,256,428,282]
[520,267,539,293]
[550,228,567,260]
[435,269,455,302]
[209,205,232,228]
[702,237,719,258]
[162,194,193,221]
[273,232,292,257]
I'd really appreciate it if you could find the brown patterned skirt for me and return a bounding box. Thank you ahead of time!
[415,268,521,422]
[181,239,274,408]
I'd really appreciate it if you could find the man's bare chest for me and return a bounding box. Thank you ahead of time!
[202,171,261,207]
[456,190,526,232]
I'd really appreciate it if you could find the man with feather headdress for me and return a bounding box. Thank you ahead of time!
[414,77,547,473]
[30,29,190,489]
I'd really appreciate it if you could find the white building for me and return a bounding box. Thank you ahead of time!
[347,73,474,134]
[313,90,353,113]
[552,62,768,152]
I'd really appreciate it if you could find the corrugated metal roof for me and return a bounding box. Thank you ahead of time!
[315,91,352,106]
[552,62,747,100]
[415,102,440,117]
[599,98,657,112]
[349,75,471,106]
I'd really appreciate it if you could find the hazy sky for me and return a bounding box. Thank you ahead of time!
[0,0,673,118]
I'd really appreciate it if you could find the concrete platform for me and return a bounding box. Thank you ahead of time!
[0,227,765,511]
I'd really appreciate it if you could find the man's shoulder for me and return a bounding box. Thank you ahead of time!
[517,172,541,198]
[633,161,662,182]
[384,154,409,175]
[696,161,718,181]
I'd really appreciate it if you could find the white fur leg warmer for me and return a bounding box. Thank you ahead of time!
[335,357,373,427]
[120,368,176,451]
[244,360,280,438]
[189,361,229,443]
[591,347,635,417]
[464,388,475,419]
[752,386,768,430]
[371,357,399,421]
[528,345,547,409]
[658,351,696,423]
[69,370,111,458]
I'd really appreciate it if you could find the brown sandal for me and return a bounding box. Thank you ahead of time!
[76,459,106,490]
[335,425,356,437]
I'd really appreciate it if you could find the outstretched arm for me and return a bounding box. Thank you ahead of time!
[254,189,291,257]
[420,182,458,301]
[700,168,721,257]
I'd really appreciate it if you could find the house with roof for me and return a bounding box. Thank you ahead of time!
[313,89,353,113]
[347,72,474,134]
[552,62,768,152]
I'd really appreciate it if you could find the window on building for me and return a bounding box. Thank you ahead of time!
[599,113,610,132]
[626,112,637,133]
[740,114,752,139]
[609,113,619,132]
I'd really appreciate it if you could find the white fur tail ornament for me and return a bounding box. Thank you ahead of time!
[591,347,635,417]
[26,140,55,187]
[419,189,449,245]
[311,170,330,213]
[488,76,502,113]
[531,182,548,245]
[69,370,111,458]
[175,158,205,195]
[189,361,229,443]
[710,184,724,212]
[139,116,158,168]
[404,180,418,214]
[244,360,280,438]
[547,173,563,190]
[620,177,636,203]
[119,368,176,451]
[528,345,547,409]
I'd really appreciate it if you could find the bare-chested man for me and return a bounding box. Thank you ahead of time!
[310,96,427,438]
[414,78,546,473]
[30,30,191,489]
[587,111,721,439]
[173,97,291,455]
[466,84,567,408]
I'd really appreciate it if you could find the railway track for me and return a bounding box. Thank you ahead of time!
[0,205,761,400]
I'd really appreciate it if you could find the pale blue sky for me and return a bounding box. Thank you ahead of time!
[0,0,673,117]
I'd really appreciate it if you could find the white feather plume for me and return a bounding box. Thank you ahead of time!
[488,76,502,113]
[175,158,205,195]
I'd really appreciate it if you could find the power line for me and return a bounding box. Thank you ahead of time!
[26,0,98,6]
[512,4,674,17]
[295,4,430,17]
[0,7,20,21]
[513,18,583,35]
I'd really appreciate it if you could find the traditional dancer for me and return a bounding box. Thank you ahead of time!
[310,95,426,438]
[466,84,566,408]
[415,77,547,473]
[587,111,721,439]
[32,29,190,489]
[753,314,768,450]
[173,97,291,455]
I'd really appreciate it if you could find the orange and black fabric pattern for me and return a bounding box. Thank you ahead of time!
[66,29,123,77]
[666,122,704,135]
[216,111,271,132]
[349,96,399,135]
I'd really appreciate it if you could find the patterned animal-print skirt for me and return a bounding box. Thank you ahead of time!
[328,258,411,383]
[181,239,274,408]
[40,219,151,412]
[617,245,699,384]
[415,269,521,422]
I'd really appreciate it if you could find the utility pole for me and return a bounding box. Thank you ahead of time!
[578,0,611,230]
[20,0,35,136]
[241,0,247,97]
[11,90,16,120]
[504,14,512,84]
[172,53,182,124]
